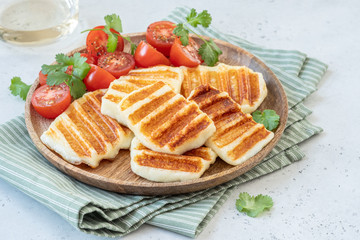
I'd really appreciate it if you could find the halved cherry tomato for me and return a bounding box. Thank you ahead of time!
[97,51,135,78]
[134,41,171,68]
[83,64,116,91]
[86,26,124,58]
[146,21,176,57]
[38,66,73,86]
[80,53,97,65]
[170,37,202,68]
[31,83,71,119]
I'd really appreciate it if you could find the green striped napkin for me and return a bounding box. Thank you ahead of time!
[0,6,327,238]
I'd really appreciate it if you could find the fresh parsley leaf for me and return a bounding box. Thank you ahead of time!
[236,192,273,217]
[82,14,125,53]
[55,53,72,65]
[173,9,221,65]
[186,9,212,28]
[252,109,280,131]
[103,14,124,52]
[173,23,189,46]
[9,77,31,101]
[104,14,123,33]
[102,26,118,52]
[41,53,90,99]
[69,78,87,99]
[71,52,91,80]
[198,39,222,66]
[45,72,69,86]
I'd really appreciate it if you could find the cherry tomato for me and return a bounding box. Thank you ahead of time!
[97,51,135,78]
[86,26,124,58]
[31,83,71,119]
[170,37,203,68]
[134,41,171,68]
[80,53,97,65]
[146,21,176,57]
[38,66,73,86]
[83,64,116,91]
[39,71,47,85]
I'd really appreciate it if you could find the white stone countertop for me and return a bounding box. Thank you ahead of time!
[0,0,359,239]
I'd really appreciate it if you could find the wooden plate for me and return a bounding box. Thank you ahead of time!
[25,33,288,195]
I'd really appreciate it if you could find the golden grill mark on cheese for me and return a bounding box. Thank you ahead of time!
[120,81,164,111]
[128,90,176,125]
[130,138,217,182]
[128,70,179,79]
[181,63,267,113]
[119,82,216,155]
[188,84,274,166]
[228,124,271,160]
[55,120,92,158]
[101,66,184,124]
[134,153,203,173]
[40,90,134,168]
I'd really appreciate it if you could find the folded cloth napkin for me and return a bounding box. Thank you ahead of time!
[0,6,328,239]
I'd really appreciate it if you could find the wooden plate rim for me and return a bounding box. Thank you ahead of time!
[25,32,288,194]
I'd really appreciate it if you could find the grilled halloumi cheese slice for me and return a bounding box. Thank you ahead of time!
[40,90,134,168]
[118,81,216,155]
[181,63,268,113]
[130,137,217,182]
[101,66,184,123]
[188,85,274,166]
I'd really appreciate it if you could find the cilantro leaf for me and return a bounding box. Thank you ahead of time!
[102,26,118,52]
[104,14,123,33]
[55,53,72,65]
[173,23,189,46]
[9,77,31,101]
[46,72,70,86]
[236,192,273,217]
[72,52,91,80]
[103,14,123,52]
[199,39,222,66]
[173,9,221,65]
[41,53,90,99]
[186,9,212,28]
[252,109,280,131]
[69,78,87,99]
[41,64,65,75]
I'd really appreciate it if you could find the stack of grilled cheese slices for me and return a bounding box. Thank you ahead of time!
[40,63,275,182]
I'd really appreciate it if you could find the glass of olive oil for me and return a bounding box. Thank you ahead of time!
[0,0,79,45]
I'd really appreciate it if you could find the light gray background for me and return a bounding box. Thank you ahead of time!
[0,0,359,239]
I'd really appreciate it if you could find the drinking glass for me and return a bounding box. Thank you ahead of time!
[0,0,79,45]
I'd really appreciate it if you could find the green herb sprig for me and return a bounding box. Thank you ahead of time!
[173,8,222,66]
[41,53,90,99]
[82,14,137,54]
[9,77,31,100]
[236,192,274,217]
[252,109,280,131]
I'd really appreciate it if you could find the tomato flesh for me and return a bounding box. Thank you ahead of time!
[134,41,171,68]
[31,83,71,119]
[97,51,135,78]
[146,21,176,57]
[170,37,202,67]
[83,64,116,91]
[86,26,124,58]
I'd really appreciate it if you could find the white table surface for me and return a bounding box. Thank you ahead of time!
[1,0,359,239]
